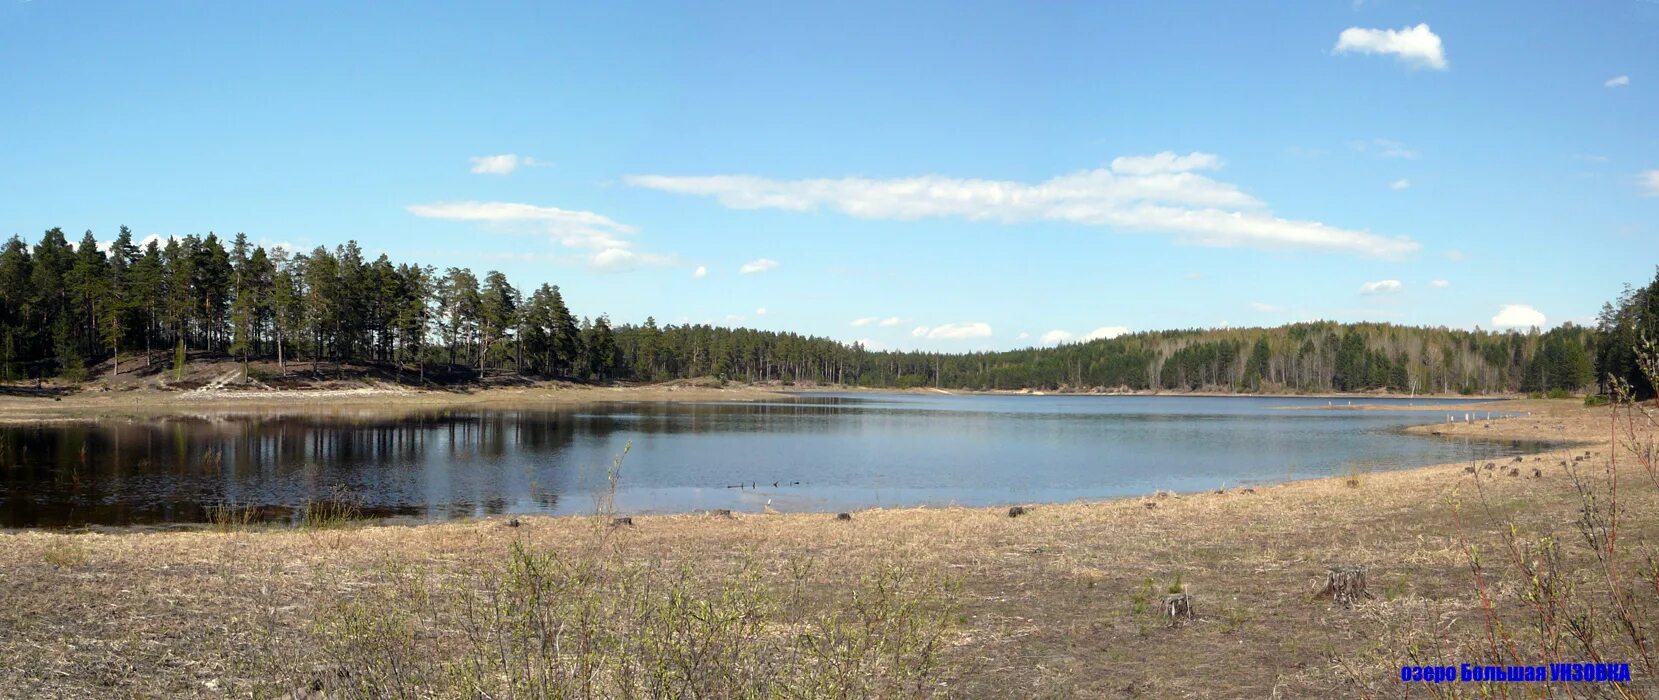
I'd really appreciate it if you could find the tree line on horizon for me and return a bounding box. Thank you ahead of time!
[0,228,1652,397]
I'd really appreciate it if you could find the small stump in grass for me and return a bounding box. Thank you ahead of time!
[610,516,634,528]
[835,512,852,521]
[711,509,734,518]
[1008,506,1028,518]
[1163,593,1194,626]
[1316,566,1372,608]
[506,518,521,528]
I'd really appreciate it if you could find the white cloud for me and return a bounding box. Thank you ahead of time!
[407,200,668,271]
[1639,170,1659,197]
[627,153,1419,259]
[1041,326,1128,344]
[1444,249,1468,262]
[1107,152,1224,175]
[1333,23,1448,70]
[740,258,779,274]
[1430,279,1450,288]
[407,201,632,249]
[1040,330,1074,345]
[1015,332,1031,341]
[1360,279,1402,295]
[724,314,747,325]
[853,315,902,328]
[1492,304,1546,328]
[855,338,889,351]
[586,247,675,272]
[755,307,767,316]
[1183,272,1204,280]
[469,154,544,175]
[1351,138,1419,160]
[1605,75,1630,88]
[911,322,993,340]
[1082,326,1129,341]
[693,265,707,278]
[1249,302,1284,312]
[1389,178,1411,190]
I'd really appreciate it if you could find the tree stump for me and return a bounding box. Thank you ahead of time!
[1163,593,1194,626]
[711,509,734,518]
[610,516,634,528]
[1316,566,1372,607]
[835,512,852,521]
[1008,506,1028,518]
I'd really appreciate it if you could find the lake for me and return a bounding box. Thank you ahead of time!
[0,393,1546,527]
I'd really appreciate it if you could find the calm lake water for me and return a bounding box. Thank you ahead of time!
[0,393,1547,527]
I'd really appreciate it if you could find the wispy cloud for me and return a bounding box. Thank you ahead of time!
[693,265,707,278]
[1389,178,1412,190]
[1333,23,1448,70]
[1444,249,1468,262]
[627,152,1418,259]
[406,200,670,271]
[912,322,993,340]
[1605,75,1630,88]
[1351,138,1420,160]
[1431,279,1450,288]
[739,258,779,274]
[1492,304,1546,328]
[852,315,903,327]
[1639,170,1659,197]
[469,154,545,175]
[1360,279,1402,295]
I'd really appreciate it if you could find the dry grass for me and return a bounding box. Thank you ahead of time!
[0,399,1654,697]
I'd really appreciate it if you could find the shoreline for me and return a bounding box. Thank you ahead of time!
[0,380,1523,425]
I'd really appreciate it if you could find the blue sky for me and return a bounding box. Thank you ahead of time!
[2,1,1655,351]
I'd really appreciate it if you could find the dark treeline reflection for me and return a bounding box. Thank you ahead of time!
[0,395,1560,528]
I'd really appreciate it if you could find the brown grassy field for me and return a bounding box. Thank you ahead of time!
[0,398,1654,698]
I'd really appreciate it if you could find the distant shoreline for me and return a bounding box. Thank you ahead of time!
[0,379,1525,425]
[781,384,1519,402]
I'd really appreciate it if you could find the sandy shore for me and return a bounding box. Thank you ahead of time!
[0,397,1652,697]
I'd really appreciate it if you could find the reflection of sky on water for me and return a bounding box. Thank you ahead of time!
[0,394,1549,527]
